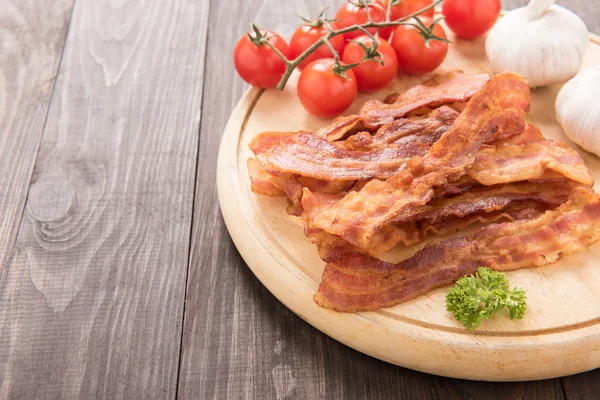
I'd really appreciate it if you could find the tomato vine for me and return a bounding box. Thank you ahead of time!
[249,0,446,90]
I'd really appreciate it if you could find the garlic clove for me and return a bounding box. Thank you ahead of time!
[485,0,588,88]
[556,66,600,157]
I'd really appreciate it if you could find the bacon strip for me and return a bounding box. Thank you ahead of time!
[316,115,365,142]
[359,73,490,129]
[252,122,557,198]
[251,131,413,181]
[248,159,287,196]
[314,202,553,264]
[314,187,600,312]
[469,139,594,186]
[251,108,460,186]
[309,72,531,249]
[418,202,551,239]
[248,158,355,217]
[393,180,573,224]
[302,188,419,253]
[491,124,543,146]
[316,73,489,141]
[341,106,459,151]
[304,180,573,253]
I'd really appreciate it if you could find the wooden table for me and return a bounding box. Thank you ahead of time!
[1,0,598,398]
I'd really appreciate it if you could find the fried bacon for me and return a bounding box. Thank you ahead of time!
[251,131,413,181]
[469,139,594,186]
[341,106,459,151]
[418,201,552,239]
[247,71,600,314]
[316,73,489,141]
[248,159,287,197]
[302,188,420,253]
[314,188,600,312]
[250,108,460,188]
[491,123,543,146]
[309,72,531,249]
[250,128,590,206]
[359,73,491,129]
[393,180,573,225]
[303,180,574,253]
[316,115,365,142]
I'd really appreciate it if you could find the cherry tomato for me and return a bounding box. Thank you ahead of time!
[442,0,501,39]
[335,2,391,40]
[376,0,434,20]
[342,35,398,92]
[233,29,290,88]
[390,17,449,75]
[290,23,346,70]
[297,59,357,118]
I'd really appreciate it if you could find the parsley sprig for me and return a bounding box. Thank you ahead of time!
[446,267,527,330]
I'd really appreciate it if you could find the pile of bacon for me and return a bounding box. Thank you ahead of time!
[248,72,600,313]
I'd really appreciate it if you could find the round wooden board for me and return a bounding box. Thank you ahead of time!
[217,24,600,380]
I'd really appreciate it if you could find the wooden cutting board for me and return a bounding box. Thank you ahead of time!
[217,24,600,380]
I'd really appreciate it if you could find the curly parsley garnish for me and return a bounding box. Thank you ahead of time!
[446,267,527,330]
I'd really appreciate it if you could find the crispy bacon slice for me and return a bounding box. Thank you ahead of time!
[359,73,491,129]
[393,180,573,225]
[341,106,459,151]
[304,180,573,253]
[251,108,460,185]
[251,131,591,214]
[418,201,551,239]
[302,188,420,253]
[314,202,554,263]
[309,72,531,249]
[248,158,355,216]
[251,131,415,181]
[314,187,600,312]
[316,73,489,141]
[248,159,287,196]
[469,139,594,186]
[316,115,365,142]
[491,124,543,146]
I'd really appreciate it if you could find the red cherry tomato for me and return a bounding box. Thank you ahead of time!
[342,35,398,92]
[335,2,391,40]
[390,17,449,75]
[233,29,290,89]
[376,0,434,20]
[290,23,346,70]
[442,0,501,39]
[297,59,357,118]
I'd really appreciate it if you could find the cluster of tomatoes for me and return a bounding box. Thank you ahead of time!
[234,0,501,118]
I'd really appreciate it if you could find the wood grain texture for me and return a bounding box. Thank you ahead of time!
[562,371,600,400]
[0,0,209,398]
[181,0,597,398]
[0,0,74,274]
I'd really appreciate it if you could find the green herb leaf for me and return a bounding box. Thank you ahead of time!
[446,267,527,330]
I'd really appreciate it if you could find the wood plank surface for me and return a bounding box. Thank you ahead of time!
[1,0,598,398]
[0,0,74,274]
[0,0,209,398]
[180,0,597,399]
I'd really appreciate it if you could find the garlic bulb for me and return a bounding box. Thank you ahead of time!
[556,66,600,157]
[485,0,588,88]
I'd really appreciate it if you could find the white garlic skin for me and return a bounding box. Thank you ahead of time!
[556,66,600,157]
[485,1,588,88]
